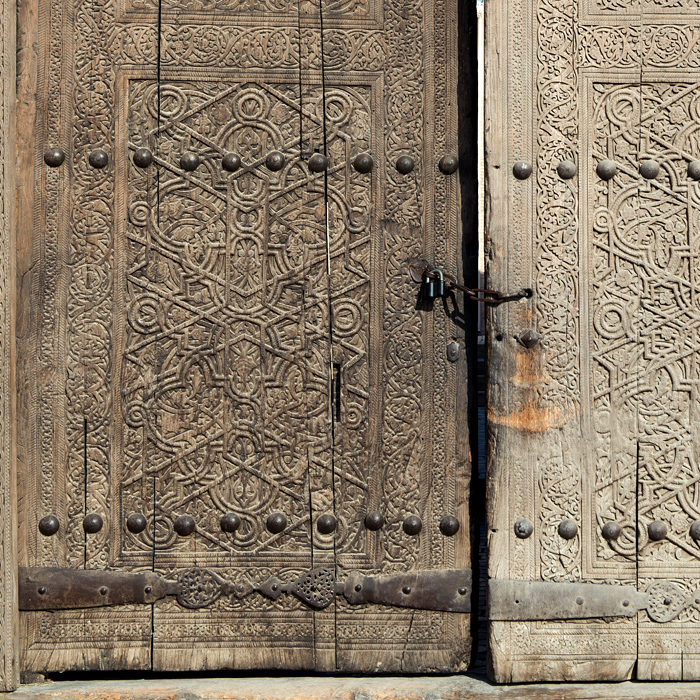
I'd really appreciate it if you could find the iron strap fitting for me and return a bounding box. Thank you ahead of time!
[408,258,530,306]
[19,567,472,613]
[488,579,696,623]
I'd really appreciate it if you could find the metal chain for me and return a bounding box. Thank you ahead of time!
[419,266,530,306]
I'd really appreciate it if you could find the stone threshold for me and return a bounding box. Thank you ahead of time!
[6,675,700,699]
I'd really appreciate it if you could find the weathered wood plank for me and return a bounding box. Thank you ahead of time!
[0,0,17,684]
[324,0,470,673]
[484,0,642,679]
[17,0,158,670]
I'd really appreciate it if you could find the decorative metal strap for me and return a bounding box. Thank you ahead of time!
[19,567,472,613]
[488,579,697,623]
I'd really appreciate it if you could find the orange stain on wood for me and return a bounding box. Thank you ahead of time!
[489,327,566,432]
[489,396,563,433]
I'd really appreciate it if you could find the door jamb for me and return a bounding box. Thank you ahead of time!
[0,0,17,686]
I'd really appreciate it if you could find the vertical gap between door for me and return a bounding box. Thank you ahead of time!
[457,0,482,671]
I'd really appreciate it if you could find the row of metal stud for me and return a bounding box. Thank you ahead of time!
[514,517,692,542]
[511,159,700,181]
[43,146,460,176]
[37,512,461,538]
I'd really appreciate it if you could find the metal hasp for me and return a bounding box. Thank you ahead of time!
[488,580,647,621]
[19,566,472,613]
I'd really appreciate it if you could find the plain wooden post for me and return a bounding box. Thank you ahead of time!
[0,0,18,685]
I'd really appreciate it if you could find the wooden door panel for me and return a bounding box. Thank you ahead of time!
[486,0,700,681]
[18,0,159,667]
[18,0,468,673]
[327,0,470,668]
[633,75,700,680]
[146,72,329,669]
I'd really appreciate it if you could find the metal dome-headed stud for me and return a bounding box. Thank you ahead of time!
[89,149,109,169]
[266,512,287,533]
[691,521,700,541]
[180,152,200,172]
[438,154,459,175]
[308,153,329,172]
[126,512,147,534]
[222,153,242,172]
[396,155,415,174]
[403,514,422,536]
[602,521,622,541]
[265,152,286,172]
[518,329,540,348]
[364,511,384,530]
[44,147,65,167]
[512,161,532,180]
[39,515,60,537]
[557,160,577,179]
[639,160,660,179]
[83,513,104,534]
[316,513,337,534]
[648,520,668,541]
[689,161,700,181]
[558,519,578,540]
[353,153,374,173]
[514,518,533,539]
[439,515,460,536]
[221,513,241,533]
[133,148,153,168]
[174,514,196,536]
[596,159,617,180]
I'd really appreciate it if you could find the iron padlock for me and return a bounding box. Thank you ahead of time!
[431,269,445,298]
[424,275,436,299]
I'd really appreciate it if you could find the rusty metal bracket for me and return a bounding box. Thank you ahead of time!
[343,569,472,612]
[488,579,697,623]
[19,566,472,613]
[19,567,181,610]
[408,258,530,306]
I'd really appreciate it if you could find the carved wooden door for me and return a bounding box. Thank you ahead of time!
[486,0,700,682]
[15,0,469,674]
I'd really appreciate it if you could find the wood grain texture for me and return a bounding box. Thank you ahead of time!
[485,0,700,681]
[17,0,157,671]
[0,0,18,685]
[484,0,641,674]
